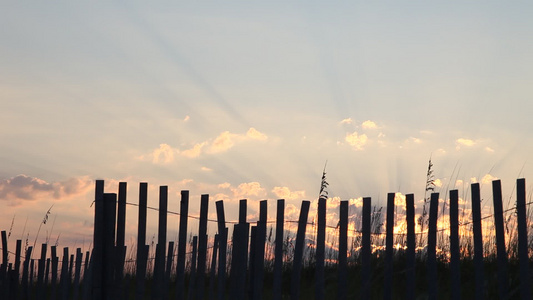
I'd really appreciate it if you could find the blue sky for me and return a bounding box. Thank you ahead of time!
[1,2,533,250]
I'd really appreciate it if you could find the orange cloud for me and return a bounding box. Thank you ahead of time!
[345,131,368,150]
[271,186,306,200]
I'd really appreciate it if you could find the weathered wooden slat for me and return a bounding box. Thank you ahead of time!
[187,236,198,300]
[516,178,531,300]
[208,234,219,300]
[176,190,189,300]
[470,183,484,300]
[135,182,148,300]
[103,193,117,300]
[273,199,285,300]
[427,192,439,300]
[51,245,58,300]
[337,200,348,300]
[252,200,267,300]
[115,181,127,299]
[384,193,395,300]
[492,180,509,300]
[165,241,174,300]
[449,190,461,300]
[315,198,326,300]
[197,194,209,300]
[405,194,416,300]
[92,179,105,300]
[361,197,371,300]
[60,247,70,300]
[215,200,227,300]
[290,200,310,300]
[36,243,47,300]
[152,186,168,300]
[73,248,83,300]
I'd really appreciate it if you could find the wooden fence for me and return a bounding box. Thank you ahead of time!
[1,178,532,299]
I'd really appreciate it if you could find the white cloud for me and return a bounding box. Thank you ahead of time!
[152,143,177,164]
[434,178,443,187]
[361,120,378,129]
[246,127,268,141]
[485,146,495,153]
[345,131,368,150]
[183,115,190,122]
[339,118,353,125]
[481,174,498,184]
[180,142,207,158]
[456,138,476,150]
[201,166,212,172]
[271,186,306,200]
[231,182,266,198]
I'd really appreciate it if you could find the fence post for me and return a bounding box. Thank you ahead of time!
[208,234,219,300]
[315,198,326,300]
[73,248,83,300]
[36,243,47,300]
[427,192,439,300]
[187,236,198,300]
[103,193,117,300]
[153,186,168,300]
[176,190,189,300]
[230,200,249,300]
[253,200,267,300]
[405,194,416,300]
[115,182,127,300]
[449,190,461,300]
[13,239,22,300]
[135,182,148,300]
[22,246,33,300]
[215,200,227,300]
[470,183,484,300]
[51,245,58,300]
[165,241,174,299]
[290,200,310,300]
[492,180,509,299]
[197,194,209,300]
[273,199,285,300]
[516,178,531,300]
[1,230,7,293]
[361,197,372,300]
[384,193,395,300]
[92,180,104,300]
[338,200,348,300]
[60,247,70,300]
[248,226,256,300]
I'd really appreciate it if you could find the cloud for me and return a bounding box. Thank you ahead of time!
[209,131,236,153]
[339,118,353,125]
[455,138,476,150]
[0,175,93,204]
[481,174,498,184]
[180,142,207,158]
[208,128,268,154]
[485,146,495,153]
[152,143,177,164]
[183,115,190,122]
[231,182,266,198]
[271,186,306,200]
[345,131,368,150]
[361,120,378,129]
[434,178,443,188]
[201,166,212,172]
[246,127,268,141]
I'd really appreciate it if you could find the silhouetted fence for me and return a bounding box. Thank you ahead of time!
[1,178,532,299]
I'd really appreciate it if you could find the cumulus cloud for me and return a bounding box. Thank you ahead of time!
[141,127,268,163]
[181,142,207,158]
[361,120,378,129]
[0,175,93,204]
[246,127,268,141]
[152,143,177,164]
[218,181,267,199]
[339,118,353,125]
[455,138,476,150]
[434,178,443,188]
[271,186,306,200]
[481,174,498,184]
[345,131,368,150]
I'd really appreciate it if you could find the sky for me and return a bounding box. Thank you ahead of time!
[1,2,533,254]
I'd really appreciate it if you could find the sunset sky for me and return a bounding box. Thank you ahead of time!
[1,2,533,253]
